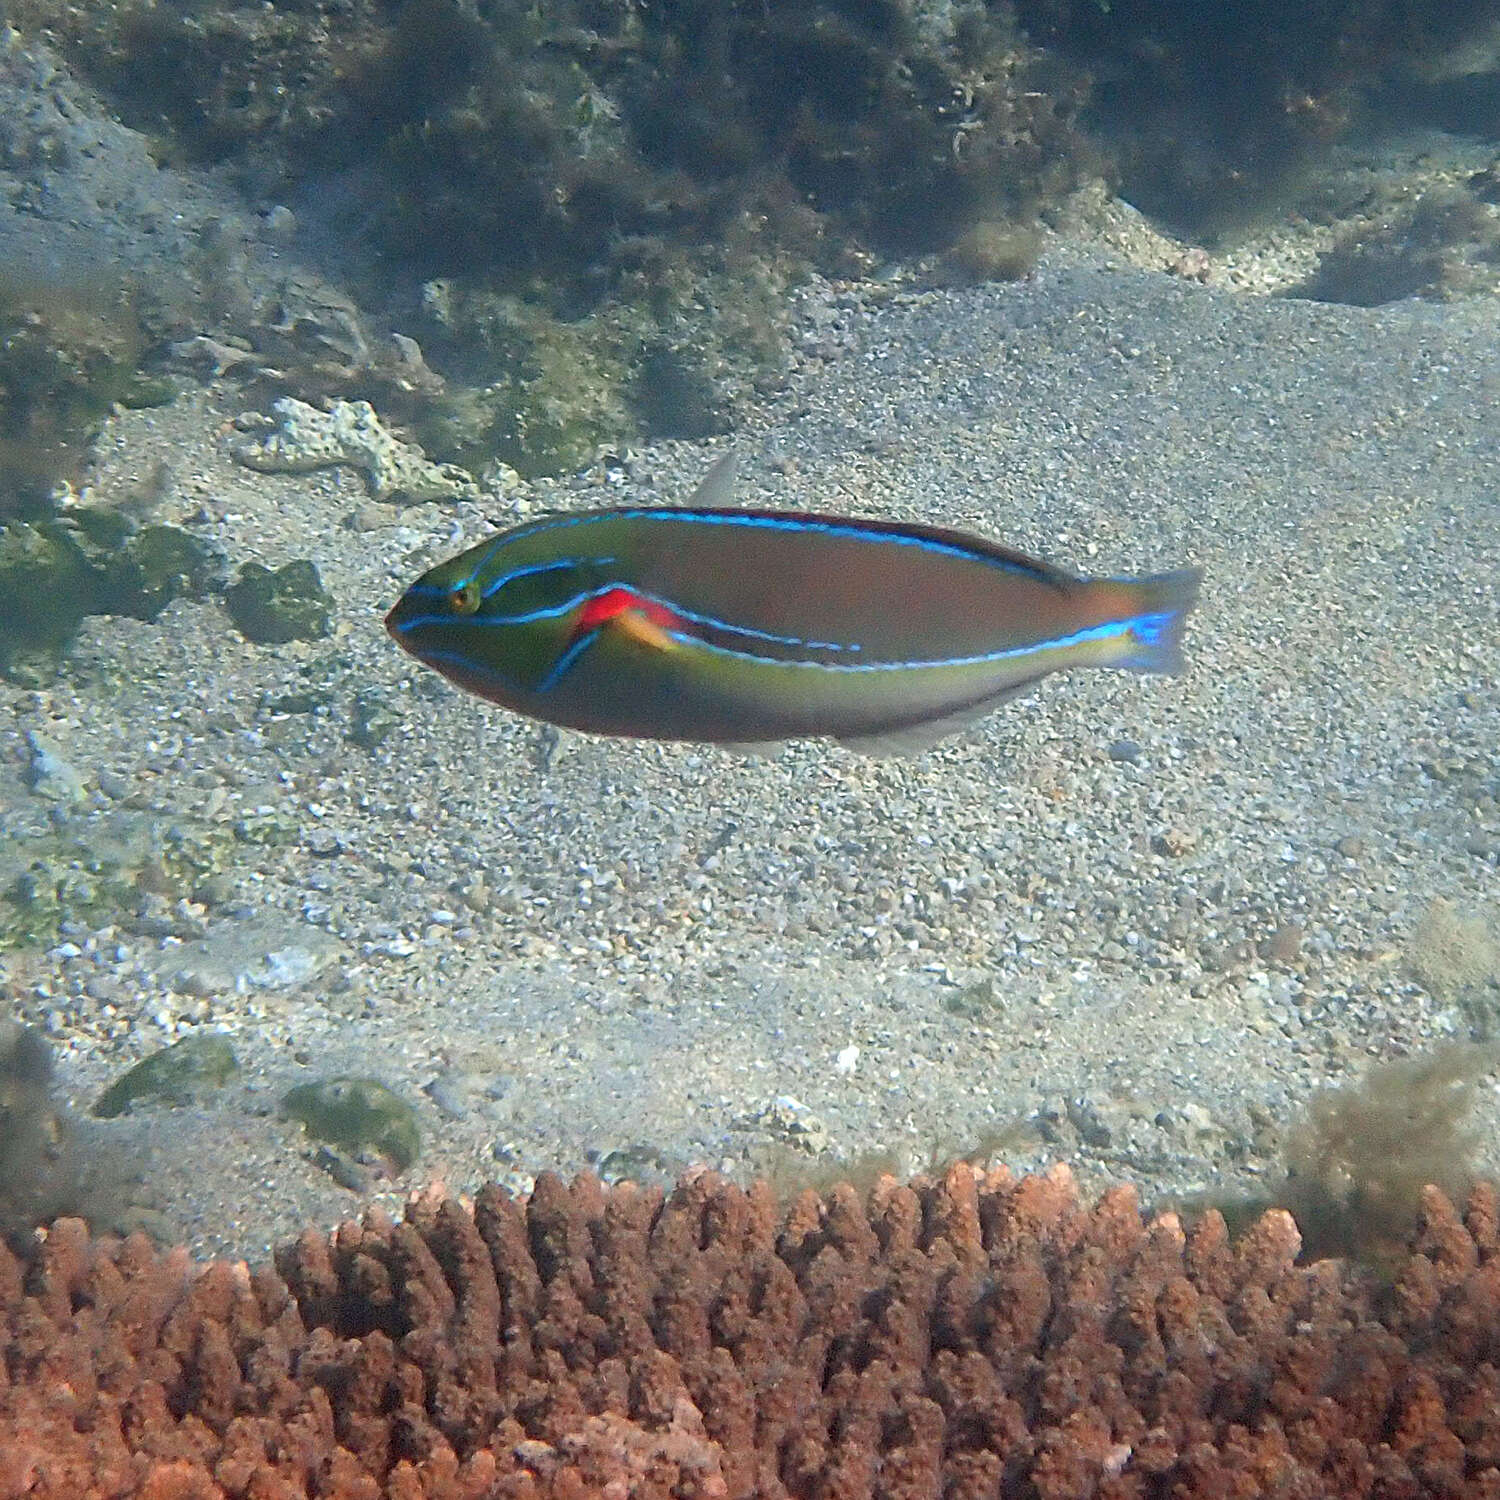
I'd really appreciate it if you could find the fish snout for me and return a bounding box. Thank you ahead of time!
[385,586,424,643]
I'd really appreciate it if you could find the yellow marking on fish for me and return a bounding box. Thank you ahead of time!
[612,609,678,653]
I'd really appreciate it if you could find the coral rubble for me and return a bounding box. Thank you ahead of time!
[3,1164,1500,1498]
[231,398,479,505]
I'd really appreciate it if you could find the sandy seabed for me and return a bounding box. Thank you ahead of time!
[3,249,1498,1263]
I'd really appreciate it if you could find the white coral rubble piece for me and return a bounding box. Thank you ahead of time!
[232,397,479,503]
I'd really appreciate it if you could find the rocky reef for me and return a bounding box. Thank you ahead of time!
[1016,1,1500,238]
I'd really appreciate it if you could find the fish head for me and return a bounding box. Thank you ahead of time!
[385,532,606,704]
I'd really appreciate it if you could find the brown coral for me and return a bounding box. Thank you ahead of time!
[4,1164,1500,1499]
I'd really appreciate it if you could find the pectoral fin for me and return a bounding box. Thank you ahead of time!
[611,608,678,653]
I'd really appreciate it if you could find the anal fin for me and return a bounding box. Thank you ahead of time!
[835,678,1045,757]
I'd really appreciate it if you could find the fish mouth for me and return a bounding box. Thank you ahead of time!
[384,595,413,641]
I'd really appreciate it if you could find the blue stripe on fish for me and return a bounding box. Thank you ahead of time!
[459,507,1063,587]
[395,581,1164,680]
[538,626,603,692]
[394,576,865,654]
[392,597,581,631]
[654,613,1143,673]
[481,556,615,603]
[629,510,1055,582]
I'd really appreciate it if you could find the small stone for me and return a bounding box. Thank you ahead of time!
[135,859,175,896]
[312,1145,371,1193]
[423,1072,471,1120]
[349,503,399,531]
[23,732,85,803]
[348,689,399,751]
[1065,1096,1115,1148]
[1151,826,1198,857]
[192,873,237,909]
[92,1035,239,1117]
[1107,739,1142,764]
[260,204,297,241]
[96,768,132,799]
[943,976,1004,1018]
[595,1143,679,1186]
[745,1095,830,1154]
[250,948,327,990]
[1264,923,1303,964]
[1334,834,1365,859]
[305,828,346,858]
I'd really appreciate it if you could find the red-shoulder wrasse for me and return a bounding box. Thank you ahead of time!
[385,456,1201,755]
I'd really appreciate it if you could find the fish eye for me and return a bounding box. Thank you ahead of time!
[447,581,481,615]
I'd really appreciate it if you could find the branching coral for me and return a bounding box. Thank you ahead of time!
[4,1164,1500,1498]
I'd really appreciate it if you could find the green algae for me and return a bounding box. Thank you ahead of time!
[280,1077,421,1173]
[93,1035,239,1118]
[1181,1045,1499,1273]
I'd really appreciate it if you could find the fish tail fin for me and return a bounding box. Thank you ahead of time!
[1102,567,1202,674]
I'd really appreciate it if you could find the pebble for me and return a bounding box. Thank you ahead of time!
[313,1145,371,1193]
[746,1096,831,1154]
[96,768,132,800]
[1152,827,1198,857]
[23,732,85,803]
[423,1072,471,1120]
[1264,924,1303,964]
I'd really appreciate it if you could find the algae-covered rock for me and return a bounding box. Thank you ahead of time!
[71,510,223,621]
[1,1019,141,1240]
[0,510,221,680]
[0,269,149,515]
[415,251,792,475]
[18,0,1091,474]
[224,560,333,644]
[1294,191,1500,307]
[92,1035,239,1118]
[0,520,93,664]
[1022,4,1498,240]
[0,804,245,951]
[280,1076,420,1173]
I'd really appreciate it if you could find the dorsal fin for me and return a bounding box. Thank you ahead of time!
[684,451,738,509]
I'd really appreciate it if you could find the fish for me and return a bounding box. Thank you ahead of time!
[385,454,1201,755]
